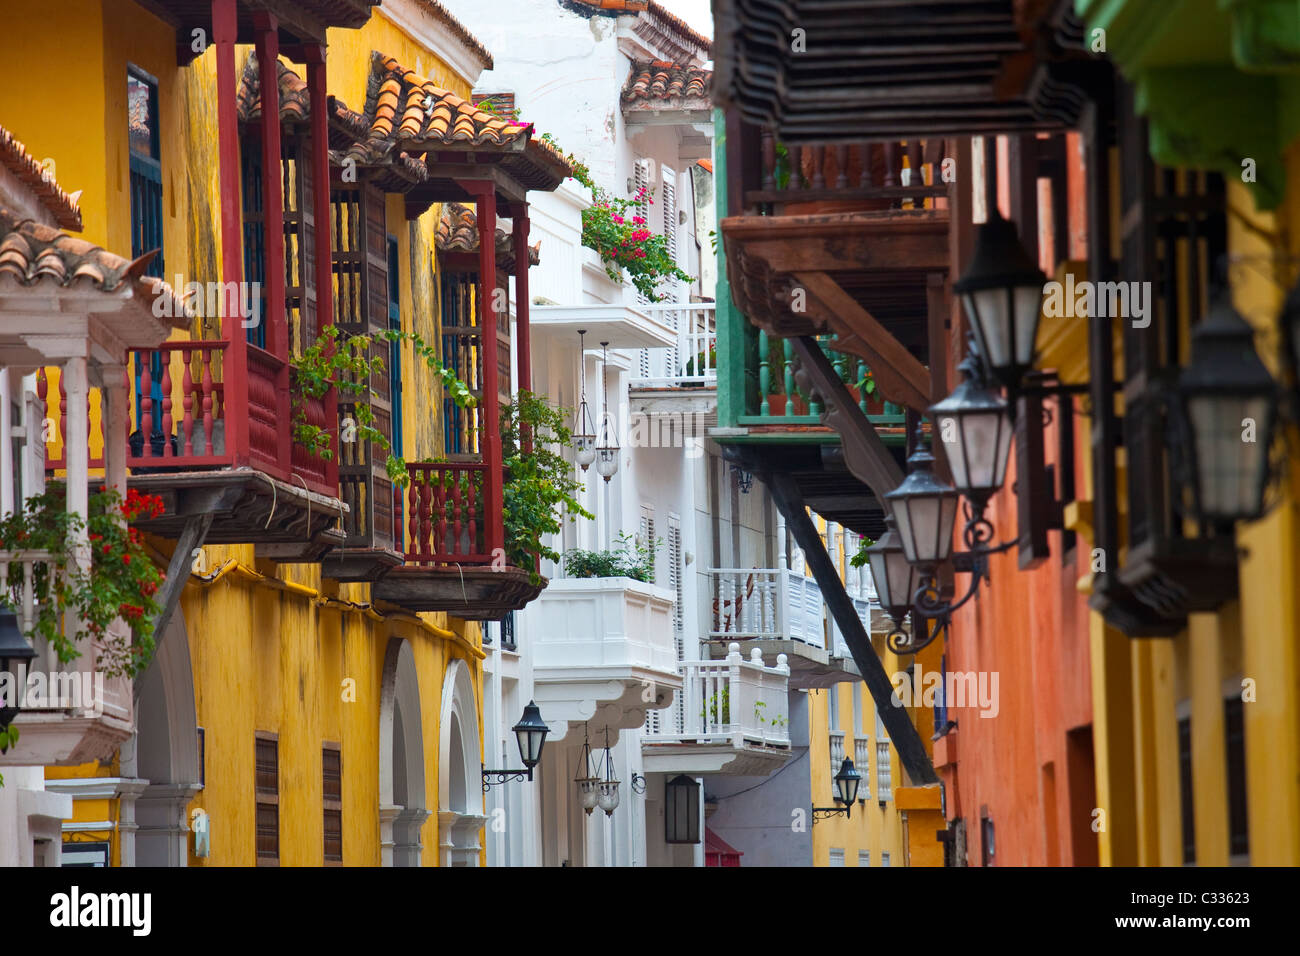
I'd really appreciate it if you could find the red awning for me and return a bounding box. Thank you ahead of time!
[704,829,743,867]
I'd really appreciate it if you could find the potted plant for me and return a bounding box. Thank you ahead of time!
[563,531,658,584]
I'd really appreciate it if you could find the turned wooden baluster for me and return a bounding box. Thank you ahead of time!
[810,145,826,190]
[883,143,897,187]
[58,373,67,458]
[140,355,153,459]
[758,329,771,417]
[907,140,922,189]
[202,350,215,456]
[450,472,464,557]
[161,350,173,457]
[466,472,478,556]
[431,474,445,560]
[835,144,849,189]
[182,352,195,456]
[407,478,421,560]
[35,369,49,452]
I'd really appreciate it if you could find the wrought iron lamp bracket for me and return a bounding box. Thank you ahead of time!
[482,766,534,792]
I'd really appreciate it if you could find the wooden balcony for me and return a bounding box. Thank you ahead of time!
[722,130,949,419]
[370,462,544,620]
[39,342,345,557]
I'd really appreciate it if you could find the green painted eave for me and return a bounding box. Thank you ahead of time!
[1076,0,1300,209]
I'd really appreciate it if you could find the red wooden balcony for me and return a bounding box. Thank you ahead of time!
[40,341,344,556]
[371,461,542,619]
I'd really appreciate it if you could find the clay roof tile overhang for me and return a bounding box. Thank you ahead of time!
[340,53,572,208]
[0,209,188,362]
[712,0,1106,141]
[0,128,83,232]
[561,1,711,57]
[618,59,712,105]
[436,202,541,271]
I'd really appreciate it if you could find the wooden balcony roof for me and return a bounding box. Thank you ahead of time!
[712,0,1104,140]
[142,0,378,52]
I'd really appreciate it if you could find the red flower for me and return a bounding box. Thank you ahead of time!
[122,554,131,565]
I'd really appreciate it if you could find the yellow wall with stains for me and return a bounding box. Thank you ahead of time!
[2,0,489,865]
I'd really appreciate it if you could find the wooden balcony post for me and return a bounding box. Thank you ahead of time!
[510,201,533,455]
[463,181,505,558]
[254,13,290,477]
[212,0,249,466]
[305,43,338,492]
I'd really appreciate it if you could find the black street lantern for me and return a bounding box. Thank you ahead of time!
[1178,298,1278,524]
[834,758,861,807]
[885,437,960,569]
[813,758,862,822]
[665,774,701,844]
[0,610,36,736]
[483,700,551,790]
[866,516,918,624]
[952,210,1048,390]
[929,354,1013,509]
[513,700,549,769]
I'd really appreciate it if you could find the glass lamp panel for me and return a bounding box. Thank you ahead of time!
[890,497,918,564]
[1189,394,1266,520]
[964,288,1013,371]
[1013,284,1045,368]
[937,492,959,563]
[937,415,969,491]
[575,435,596,467]
[993,409,1014,490]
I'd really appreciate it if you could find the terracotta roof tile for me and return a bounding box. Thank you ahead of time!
[622,60,711,104]
[436,202,540,267]
[236,52,312,124]
[341,53,572,189]
[0,208,185,323]
[561,1,711,56]
[0,127,83,232]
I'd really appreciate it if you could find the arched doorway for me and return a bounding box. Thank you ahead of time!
[379,638,428,866]
[438,657,485,866]
[132,613,201,866]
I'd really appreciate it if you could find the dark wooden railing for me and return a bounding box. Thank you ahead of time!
[398,461,496,566]
[740,128,947,214]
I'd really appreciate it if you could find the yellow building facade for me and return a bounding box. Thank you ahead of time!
[1,0,497,866]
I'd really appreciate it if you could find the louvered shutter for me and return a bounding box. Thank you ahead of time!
[331,181,395,557]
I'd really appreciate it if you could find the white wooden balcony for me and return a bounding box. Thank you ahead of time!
[706,567,857,688]
[642,643,792,776]
[630,303,717,389]
[529,576,681,740]
[0,550,132,766]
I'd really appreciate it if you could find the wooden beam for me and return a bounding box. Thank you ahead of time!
[723,211,949,273]
[793,271,932,413]
[133,512,213,701]
[789,336,903,503]
[766,471,939,787]
[212,0,249,467]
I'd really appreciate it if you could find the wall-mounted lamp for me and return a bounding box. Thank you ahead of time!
[0,610,36,740]
[575,330,596,470]
[812,758,862,822]
[482,701,549,790]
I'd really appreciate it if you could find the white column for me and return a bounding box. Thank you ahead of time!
[62,356,90,578]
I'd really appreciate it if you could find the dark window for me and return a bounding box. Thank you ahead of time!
[501,611,517,651]
[1177,714,1195,864]
[128,66,165,429]
[935,654,948,731]
[980,810,995,867]
[322,745,342,864]
[241,142,267,348]
[255,734,279,865]
[1224,696,1249,861]
[387,237,403,460]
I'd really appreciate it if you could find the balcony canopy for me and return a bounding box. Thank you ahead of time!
[151,0,379,59]
[711,0,1104,140]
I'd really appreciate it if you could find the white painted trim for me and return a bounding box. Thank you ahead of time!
[379,1,489,86]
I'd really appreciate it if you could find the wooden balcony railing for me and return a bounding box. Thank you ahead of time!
[743,131,947,214]
[741,332,908,433]
[398,461,496,566]
[709,567,826,648]
[39,341,334,498]
[631,302,717,388]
